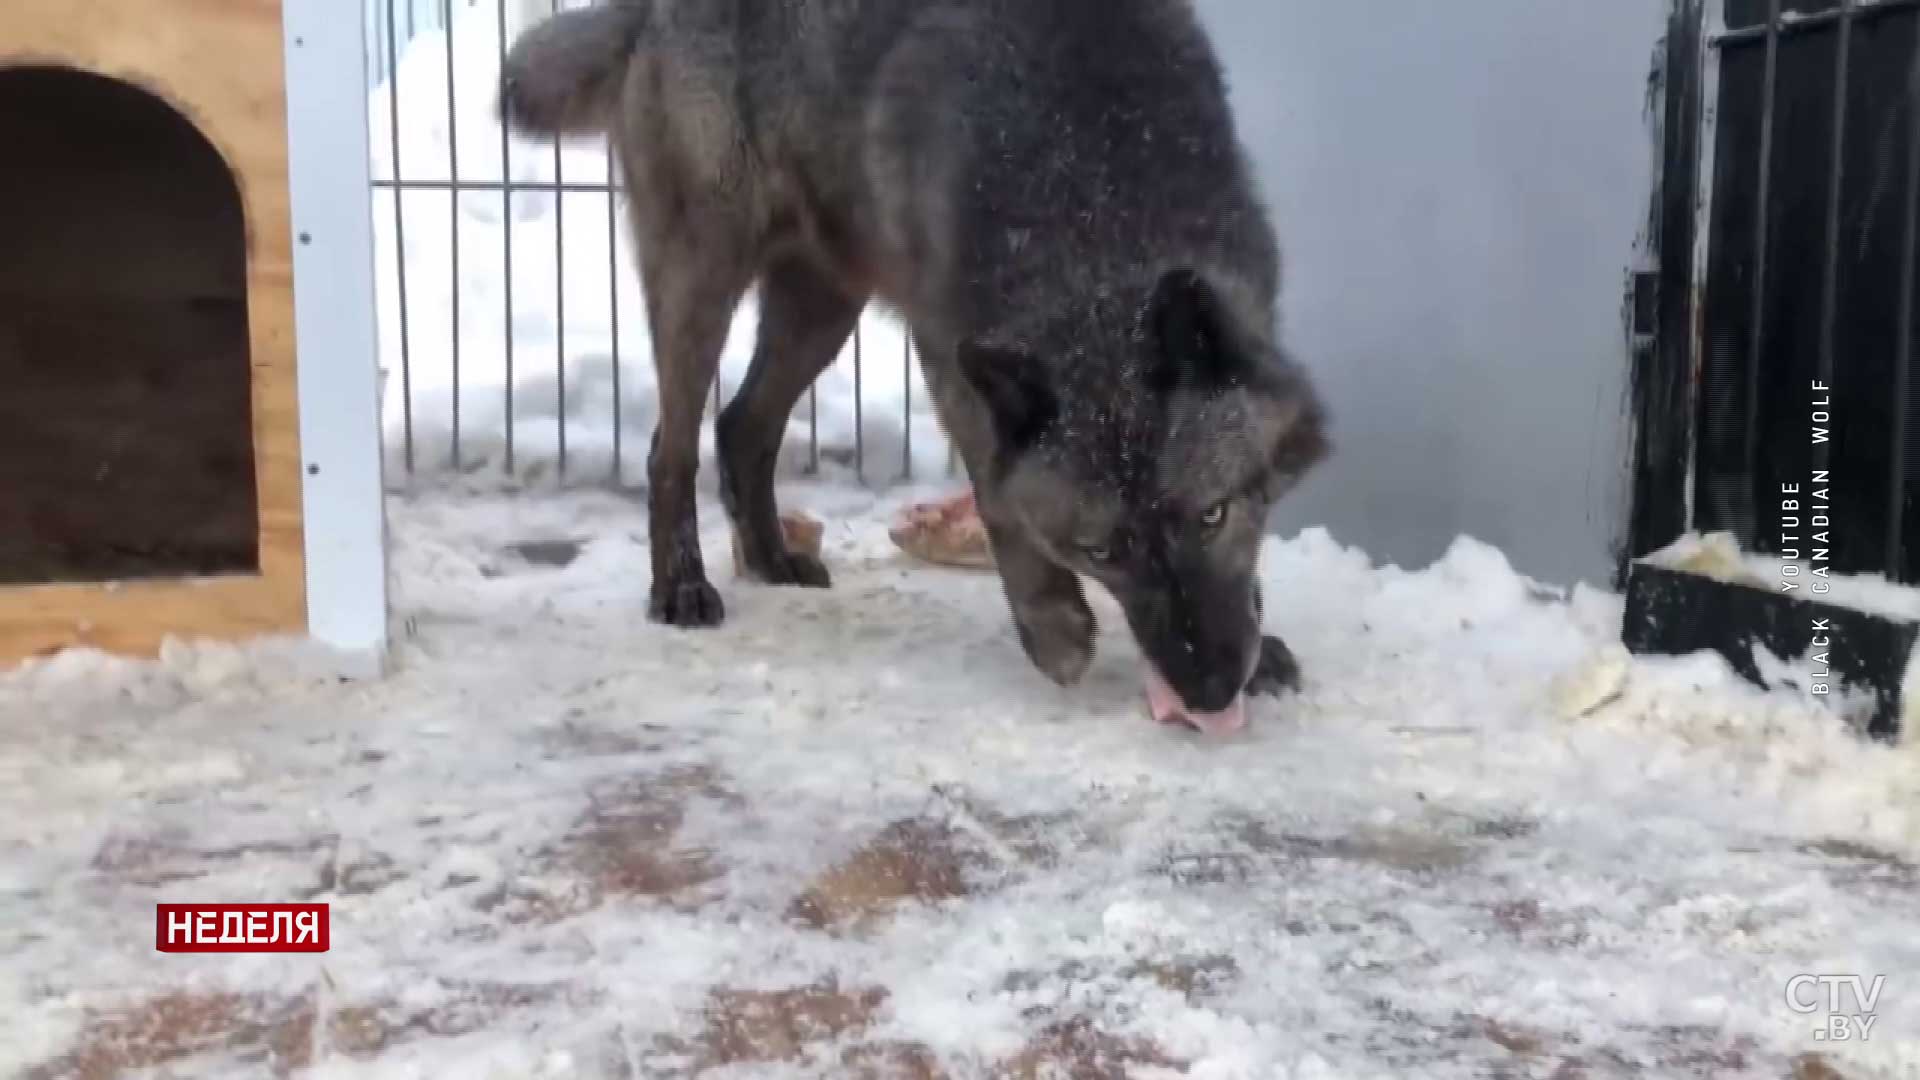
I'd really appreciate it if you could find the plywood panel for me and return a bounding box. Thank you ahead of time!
[1,0,308,660]
[0,578,303,661]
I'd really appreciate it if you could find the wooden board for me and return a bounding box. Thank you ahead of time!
[0,0,307,661]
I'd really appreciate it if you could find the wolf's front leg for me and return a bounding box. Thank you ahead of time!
[1244,584,1302,696]
[1245,635,1301,696]
[978,508,1096,686]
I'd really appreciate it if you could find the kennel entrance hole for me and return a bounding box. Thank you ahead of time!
[0,65,259,586]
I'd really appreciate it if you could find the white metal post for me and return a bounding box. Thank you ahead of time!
[282,0,393,676]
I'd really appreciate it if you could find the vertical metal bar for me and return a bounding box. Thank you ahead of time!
[608,146,623,484]
[1740,0,1783,533]
[808,383,819,474]
[1887,11,1920,573]
[497,0,516,475]
[1817,0,1855,401]
[367,3,380,87]
[711,232,721,421]
[901,332,913,479]
[385,0,416,475]
[552,0,567,479]
[1684,0,1726,535]
[600,0,622,485]
[443,0,463,470]
[853,322,865,483]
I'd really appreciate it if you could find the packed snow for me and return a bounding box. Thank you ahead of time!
[3,6,1919,1078]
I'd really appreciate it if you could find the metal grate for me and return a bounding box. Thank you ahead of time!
[363,0,954,488]
[1638,0,1920,581]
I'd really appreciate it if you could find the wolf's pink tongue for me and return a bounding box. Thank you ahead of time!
[1143,668,1247,736]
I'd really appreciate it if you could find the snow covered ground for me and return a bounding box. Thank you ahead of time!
[3,7,1919,1078]
[4,488,1920,1078]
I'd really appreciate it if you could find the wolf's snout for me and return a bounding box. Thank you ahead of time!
[1143,661,1249,736]
[1149,645,1239,705]
[1183,657,1250,714]
[1138,628,1261,734]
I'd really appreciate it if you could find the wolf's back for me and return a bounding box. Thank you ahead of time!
[499,3,648,138]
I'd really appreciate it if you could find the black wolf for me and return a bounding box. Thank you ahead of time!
[501,0,1329,732]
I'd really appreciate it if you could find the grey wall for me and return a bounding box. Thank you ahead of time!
[1198,0,1669,587]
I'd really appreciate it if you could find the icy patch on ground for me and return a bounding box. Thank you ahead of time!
[3,491,1918,1077]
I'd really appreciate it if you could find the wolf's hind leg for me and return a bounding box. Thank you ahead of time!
[635,217,753,628]
[717,257,865,587]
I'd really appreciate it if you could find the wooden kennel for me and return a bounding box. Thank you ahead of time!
[1,0,389,670]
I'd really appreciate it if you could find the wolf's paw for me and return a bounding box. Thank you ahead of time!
[649,576,726,628]
[729,511,830,588]
[1245,634,1301,697]
[1014,597,1096,687]
[759,550,831,589]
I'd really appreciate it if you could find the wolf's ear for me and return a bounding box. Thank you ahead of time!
[1262,369,1332,492]
[958,340,1055,448]
[1272,393,1331,477]
[1148,266,1249,388]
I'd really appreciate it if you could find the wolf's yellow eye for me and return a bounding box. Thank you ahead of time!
[1200,502,1228,527]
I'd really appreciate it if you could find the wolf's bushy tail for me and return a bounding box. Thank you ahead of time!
[499,3,647,138]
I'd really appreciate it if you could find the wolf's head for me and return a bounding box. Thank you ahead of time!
[960,267,1329,719]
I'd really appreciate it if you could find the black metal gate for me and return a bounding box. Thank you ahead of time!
[1628,0,1920,580]
[1623,0,1920,738]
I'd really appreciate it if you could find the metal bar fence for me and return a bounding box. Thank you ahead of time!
[1891,2,1920,568]
[1694,0,1920,579]
[380,0,415,475]
[1815,0,1854,404]
[444,1,464,468]
[1737,0,1781,537]
[364,0,444,88]
[1712,0,1920,44]
[364,0,950,489]
[494,0,517,474]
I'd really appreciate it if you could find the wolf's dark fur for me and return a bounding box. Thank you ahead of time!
[502,0,1329,712]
